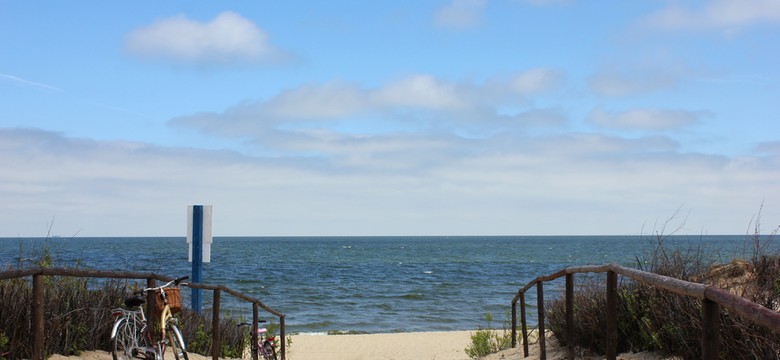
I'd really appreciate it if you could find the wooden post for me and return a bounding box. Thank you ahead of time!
[606,270,618,360]
[702,299,720,360]
[537,281,546,360]
[212,288,221,360]
[32,274,44,360]
[252,302,259,360]
[146,278,157,339]
[521,292,529,357]
[566,274,574,360]
[511,300,517,348]
[280,315,287,360]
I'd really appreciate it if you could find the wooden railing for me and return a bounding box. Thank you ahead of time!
[511,263,780,360]
[0,267,286,360]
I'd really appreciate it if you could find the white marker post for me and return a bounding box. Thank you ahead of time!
[187,205,213,314]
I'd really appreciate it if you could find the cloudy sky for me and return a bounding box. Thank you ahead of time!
[1,0,778,237]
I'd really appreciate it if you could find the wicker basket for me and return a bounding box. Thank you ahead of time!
[152,287,182,316]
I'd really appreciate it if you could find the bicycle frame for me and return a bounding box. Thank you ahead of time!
[257,327,276,359]
[153,279,188,356]
[110,308,146,340]
[158,300,187,353]
[110,276,189,360]
[239,321,277,360]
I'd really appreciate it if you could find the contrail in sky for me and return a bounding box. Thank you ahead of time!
[0,73,63,92]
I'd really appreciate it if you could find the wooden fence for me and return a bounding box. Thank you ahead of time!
[0,267,286,360]
[511,263,780,360]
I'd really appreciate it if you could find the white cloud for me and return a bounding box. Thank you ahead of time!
[372,75,467,110]
[266,82,367,119]
[588,107,705,131]
[509,68,565,95]
[434,0,488,29]
[589,68,681,97]
[3,127,777,236]
[641,0,780,33]
[125,11,287,64]
[504,108,567,127]
[756,141,780,154]
[172,71,566,141]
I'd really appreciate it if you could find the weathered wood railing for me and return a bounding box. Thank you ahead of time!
[0,267,286,360]
[511,263,780,360]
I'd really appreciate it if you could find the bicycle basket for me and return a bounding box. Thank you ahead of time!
[153,287,182,315]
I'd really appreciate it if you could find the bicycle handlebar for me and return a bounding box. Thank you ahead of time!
[237,320,268,327]
[142,276,190,293]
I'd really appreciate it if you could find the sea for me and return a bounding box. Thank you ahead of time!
[0,235,764,334]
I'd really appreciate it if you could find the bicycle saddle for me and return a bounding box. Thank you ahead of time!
[124,295,146,308]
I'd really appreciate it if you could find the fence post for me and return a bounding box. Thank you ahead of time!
[212,288,221,360]
[252,303,259,360]
[606,270,617,360]
[521,292,529,357]
[511,299,517,348]
[32,273,44,360]
[146,278,157,339]
[537,281,546,360]
[566,273,574,360]
[702,298,720,360]
[280,315,287,360]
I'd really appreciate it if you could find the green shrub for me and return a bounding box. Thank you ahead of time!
[464,311,512,358]
[0,330,9,360]
[176,310,246,358]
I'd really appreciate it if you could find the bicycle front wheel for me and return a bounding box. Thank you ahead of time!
[166,324,189,360]
[261,342,277,360]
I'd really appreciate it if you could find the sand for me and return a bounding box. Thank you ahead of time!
[47,330,668,360]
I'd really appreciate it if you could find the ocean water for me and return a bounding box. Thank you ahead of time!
[0,235,757,333]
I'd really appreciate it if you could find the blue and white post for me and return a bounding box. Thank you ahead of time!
[187,205,213,314]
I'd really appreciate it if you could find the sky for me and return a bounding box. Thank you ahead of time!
[1,0,779,237]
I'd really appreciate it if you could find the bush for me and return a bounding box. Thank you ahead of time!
[177,309,246,358]
[0,244,249,359]
[464,311,512,358]
[545,215,780,359]
[0,274,131,357]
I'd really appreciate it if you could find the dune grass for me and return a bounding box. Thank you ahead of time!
[0,246,247,359]
[545,216,780,359]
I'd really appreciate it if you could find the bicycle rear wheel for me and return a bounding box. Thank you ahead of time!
[261,342,277,360]
[111,319,136,360]
[166,324,189,360]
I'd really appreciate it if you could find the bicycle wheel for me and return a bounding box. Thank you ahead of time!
[166,324,189,360]
[261,342,277,360]
[111,319,136,360]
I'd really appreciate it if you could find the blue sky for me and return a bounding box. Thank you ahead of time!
[1,0,779,237]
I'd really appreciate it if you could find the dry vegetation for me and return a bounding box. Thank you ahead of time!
[546,218,780,359]
[0,248,247,359]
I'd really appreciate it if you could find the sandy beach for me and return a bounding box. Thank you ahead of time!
[48,330,667,360]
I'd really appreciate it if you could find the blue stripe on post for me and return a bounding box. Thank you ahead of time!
[192,205,203,314]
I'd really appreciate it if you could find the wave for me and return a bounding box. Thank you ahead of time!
[294,320,335,330]
[399,293,426,300]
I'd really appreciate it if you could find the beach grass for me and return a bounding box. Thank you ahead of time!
[544,217,780,359]
[0,245,247,359]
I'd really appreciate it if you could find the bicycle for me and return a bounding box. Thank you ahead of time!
[238,320,278,360]
[110,276,190,360]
